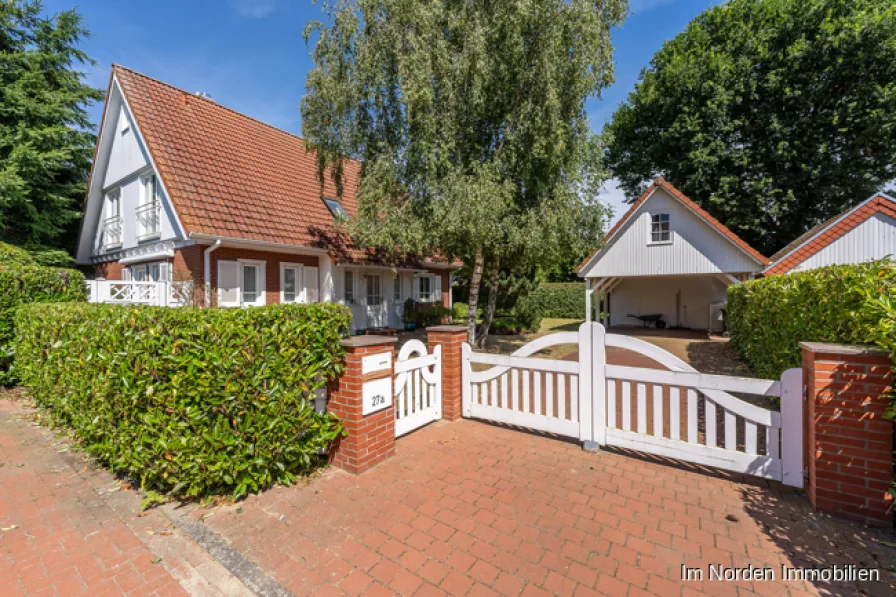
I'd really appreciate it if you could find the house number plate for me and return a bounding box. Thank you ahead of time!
[362,377,393,415]
[362,352,392,375]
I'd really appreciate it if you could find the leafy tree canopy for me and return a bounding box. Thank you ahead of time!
[302,0,626,342]
[0,0,103,255]
[604,0,896,256]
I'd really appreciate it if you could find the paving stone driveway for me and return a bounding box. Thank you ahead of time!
[192,419,896,597]
[0,398,250,597]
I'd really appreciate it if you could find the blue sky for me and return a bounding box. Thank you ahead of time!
[45,0,720,224]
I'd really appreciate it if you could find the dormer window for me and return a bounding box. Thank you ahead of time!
[649,213,671,244]
[324,198,348,220]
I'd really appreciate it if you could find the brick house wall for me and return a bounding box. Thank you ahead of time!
[97,244,451,312]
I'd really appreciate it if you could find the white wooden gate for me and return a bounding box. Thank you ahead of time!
[394,340,442,437]
[461,323,804,487]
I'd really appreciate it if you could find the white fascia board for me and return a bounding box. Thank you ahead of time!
[578,187,661,278]
[115,75,188,241]
[187,233,330,256]
[763,192,896,273]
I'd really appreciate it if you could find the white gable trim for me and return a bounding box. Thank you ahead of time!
[580,186,765,279]
[114,75,188,240]
[578,186,661,277]
[763,192,896,274]
[76,75,188,263]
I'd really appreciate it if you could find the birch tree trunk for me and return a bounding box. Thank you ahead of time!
[476,255,501,348]
[466,249,485,344]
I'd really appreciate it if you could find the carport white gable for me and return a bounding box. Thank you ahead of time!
[580,185,764,279]
[578,179,768,331]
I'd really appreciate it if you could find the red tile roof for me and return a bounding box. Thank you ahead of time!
[576,177,768,274]
[764,194,896,275]
[112,65,443,267]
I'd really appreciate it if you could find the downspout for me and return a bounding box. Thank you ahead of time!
[203,240,222,307]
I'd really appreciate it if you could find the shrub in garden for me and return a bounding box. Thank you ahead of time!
[511,294,543,332]
[452,301,469,322]
[14,302,351,498]
[727,259,896,380]
[0,242,36,266]
[525,283,585,319]
[0,263,86,385]
[403,299,450,327]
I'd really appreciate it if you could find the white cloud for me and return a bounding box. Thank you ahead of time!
[229,0,278,19]
[597,178,632,230]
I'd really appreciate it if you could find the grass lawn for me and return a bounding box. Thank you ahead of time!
[479,317,582,359]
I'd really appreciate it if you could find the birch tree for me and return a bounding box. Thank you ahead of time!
[302,0,625,344]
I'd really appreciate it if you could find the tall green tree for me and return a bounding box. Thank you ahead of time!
[604,0,896,256]
[302,0,625,344]
[0,0,103,258]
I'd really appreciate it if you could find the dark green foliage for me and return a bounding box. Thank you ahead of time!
[524,283,586,319]
[510,295,543,332]
[727,260,896,381]
[604,0,896,256]
[14,302,352,498]
[403,299,450,328]
[0,262,85,384]
[0,1,104,252]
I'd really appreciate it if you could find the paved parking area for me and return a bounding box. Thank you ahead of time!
[192,419,896,597]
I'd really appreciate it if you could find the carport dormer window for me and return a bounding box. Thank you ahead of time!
[649,213,671,244]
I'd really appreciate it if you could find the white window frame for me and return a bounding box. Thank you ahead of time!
[344,270,356,305]
[415,273,441,303]
[393,274,402,302]
[648,212,672,245]
[280,262,304,304]
[137,174,161,241]
[124,261,170,283]
[365,273,382,307]
[238,259,266,307]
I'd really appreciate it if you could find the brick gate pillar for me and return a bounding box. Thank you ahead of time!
[427,325,468,421]
[327,335,398,474]
[801,342,894,527]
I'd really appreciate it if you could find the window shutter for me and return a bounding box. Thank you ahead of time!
[413,276,420,302]
[217,260,240,307]
[122,267,131,281]
[159,261,170,282]
[432,274,442,303]
[304,266,319,303]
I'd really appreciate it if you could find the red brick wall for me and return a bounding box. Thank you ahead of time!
[208,247,319,306]
[95,261,125,280]
[802,343,894,527]
[427,326,467,421]
[327,337,398,474]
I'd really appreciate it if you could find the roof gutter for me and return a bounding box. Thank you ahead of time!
[189,233,330,256]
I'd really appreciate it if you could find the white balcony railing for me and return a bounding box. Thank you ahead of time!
[86,280,195,307]
[103,217,122,250]
[136,201,161,241]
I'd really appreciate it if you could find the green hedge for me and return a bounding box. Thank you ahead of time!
[0,242,36,266]
[14,302,351,498]
[525,283,585,319]
[727,260,896,382]
[1,264,86,385]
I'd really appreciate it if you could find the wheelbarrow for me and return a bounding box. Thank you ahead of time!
[627,313,666,329]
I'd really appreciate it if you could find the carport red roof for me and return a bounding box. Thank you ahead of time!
[576,177,768,273]
[112,65,445,267]
[764,193,896,275]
